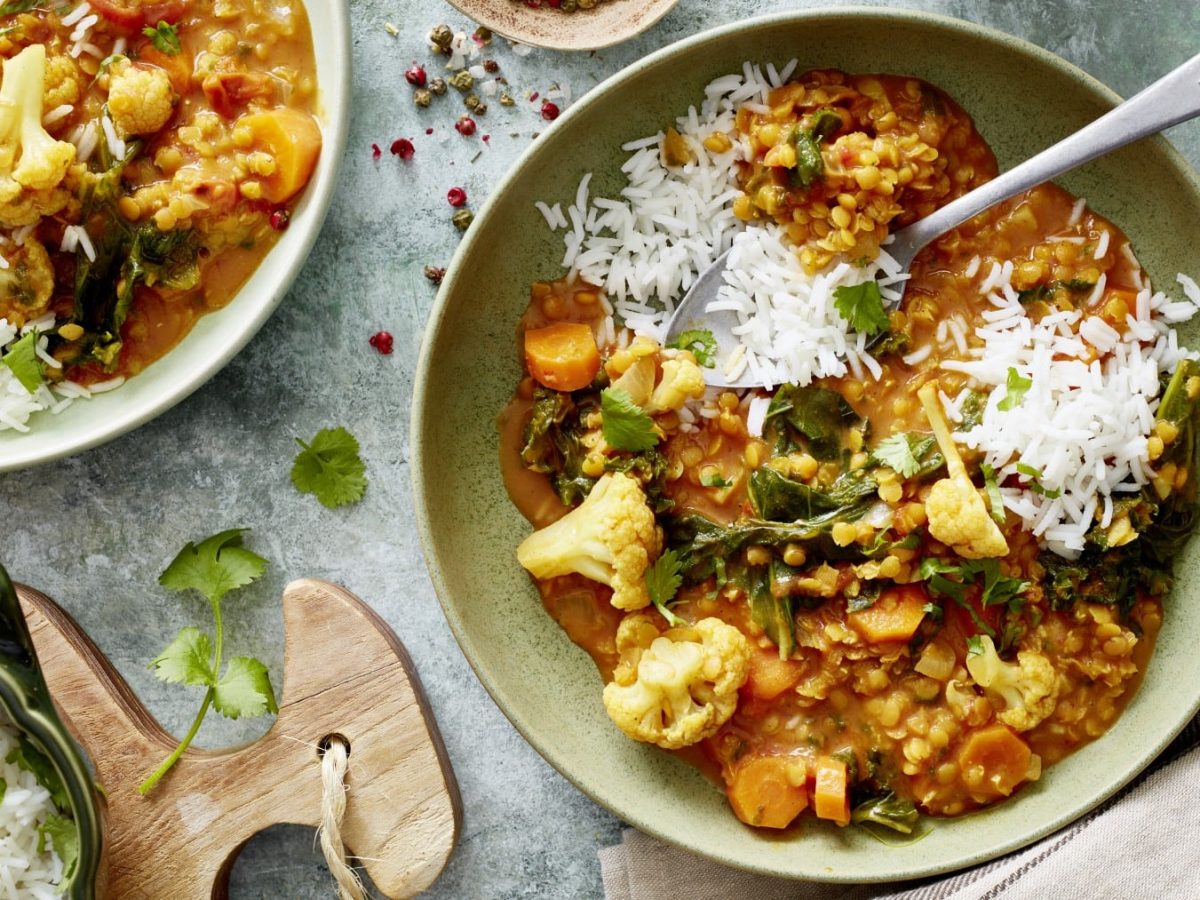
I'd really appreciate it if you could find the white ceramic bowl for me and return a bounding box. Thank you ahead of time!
[0,1,351,473]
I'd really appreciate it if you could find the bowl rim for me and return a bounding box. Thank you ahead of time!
[412,5,1200,882]
[0,0,352,474]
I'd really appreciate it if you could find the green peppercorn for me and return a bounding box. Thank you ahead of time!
[473,26,492,45]
[448,69,474,92]
[452,209,474,231]
[413,88,433,108]
[429,77,447,96]
[464,94,487,114]
[499,92,515,107]
[562,0,579,9]
[429,24,453,52]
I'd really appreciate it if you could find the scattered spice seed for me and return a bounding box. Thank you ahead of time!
[425,127,434,135]
[449,69,474,92]
[447,186,467,207]
[423,265,446,285]
[469,150,482,164]
[541,100,560,121]
[369,331,395,355]
[269,208,290,231]
[371,143,382,160]
[472,26,492,45]
[455,115,477,136]
[452,209,474,231]
[414,88,433,108]
[530,91,539,102]
[429,24,453,53]
[482,134,491,144]
[390,138,415,159]
[429,77,447,96]
[483,59,499,74]
[405,64,427,87]
[499,92,515,107]
[464,94,487,114]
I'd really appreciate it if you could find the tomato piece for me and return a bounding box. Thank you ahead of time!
[90,0,187,30]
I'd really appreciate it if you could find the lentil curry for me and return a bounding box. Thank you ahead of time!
[0,0,320,405]
[501,71,1199,834]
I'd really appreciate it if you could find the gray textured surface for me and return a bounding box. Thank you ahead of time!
[1,1,1198,897]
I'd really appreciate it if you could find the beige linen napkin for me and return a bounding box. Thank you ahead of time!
[600,716,1200,900]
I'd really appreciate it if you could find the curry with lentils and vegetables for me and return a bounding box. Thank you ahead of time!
[501,68,1200,836]
[0,0,321,432]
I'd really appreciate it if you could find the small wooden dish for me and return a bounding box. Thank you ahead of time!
[446,0,679,51]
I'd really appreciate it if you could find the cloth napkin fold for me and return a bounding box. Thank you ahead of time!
[600,715,1200,900]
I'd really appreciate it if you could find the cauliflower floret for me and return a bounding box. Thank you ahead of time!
[0,235,53,321]
[966,635,1060,732]
[918,382,1009,558]
[0,45,78,227]
[647,357,705,414]
[107,59,175,138]
[602,614,751,749]
[43,53,83,111]
[516,472,662,611]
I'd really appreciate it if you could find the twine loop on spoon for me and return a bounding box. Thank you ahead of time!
[319,735,365,900]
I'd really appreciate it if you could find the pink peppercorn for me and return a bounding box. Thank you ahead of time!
[390,138,415,160]
[405,65,427,87]
[369,331,394,355]
[541,101,560,121]
[371,143,382,160]
[268,208,290,231]
[455,116,477,136]
[447,187,467,207]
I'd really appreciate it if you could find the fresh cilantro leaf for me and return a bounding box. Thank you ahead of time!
[291,426,368,508]
[921,601,943,622]
[1,330,43,393]
[149,627,215,687]
[980,462,1006,525]
[848,582,881,613]
[972,559,1029,608]
[1015,462,1041,479]
[1012,462,1062,498]
[7,736,68,811]
[0,0,39,15]
[159,528,268,605]
[38,814,79,880]
[870,434,922,477]
[143,20,181,55]
[998,367,1032,411]
[213,656,278,720]
[601,388,659,452]
[141,530,273,795]
[645,549,684,626]
[668,329,717,367]
[700,471,732,488]
[966,635,985,658]
[833,281,889,336]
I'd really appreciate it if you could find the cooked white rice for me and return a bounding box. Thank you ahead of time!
[0,721,69,897]
[534,60,1200,559]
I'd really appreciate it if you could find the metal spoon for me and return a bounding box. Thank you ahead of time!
[664,51,1200,388]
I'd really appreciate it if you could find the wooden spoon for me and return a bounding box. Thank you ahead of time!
[446,0,678,51]
[16,579,461,899]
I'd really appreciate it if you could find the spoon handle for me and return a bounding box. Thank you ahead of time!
[891,51,1200,260]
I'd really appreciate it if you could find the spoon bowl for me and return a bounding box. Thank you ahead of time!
[445,0,679,52]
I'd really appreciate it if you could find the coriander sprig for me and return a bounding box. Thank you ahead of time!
[291,426,368,508]
[139,529,276,795]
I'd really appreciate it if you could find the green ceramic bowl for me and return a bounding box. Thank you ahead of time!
[412,9,1200,881]
[0,567,102,898]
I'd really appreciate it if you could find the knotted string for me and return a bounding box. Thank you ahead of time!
[318,737,365,900]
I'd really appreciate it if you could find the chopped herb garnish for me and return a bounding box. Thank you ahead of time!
[966,634,985,658]
[601,387,659,452]
[143,20,182,55]
[870,433,924,477]
[998,367,1032,411]
[700,471,732,488]
[667,329,718,367]
[645,548,684,626]
[1,330,42,393]
[833,281,889,336]
[980,462,1006,525]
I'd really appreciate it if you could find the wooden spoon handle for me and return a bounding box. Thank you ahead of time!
[19,579,461,899]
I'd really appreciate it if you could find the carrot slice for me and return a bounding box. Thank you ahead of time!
[812,756,851,826]
[957,723,1032,799]
[524,322,601,391]
[743,649,805,701]
[847,584,929,643]
[238,108,323,203]
[727,756,808,829]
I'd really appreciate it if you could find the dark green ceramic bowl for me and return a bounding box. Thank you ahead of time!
[0,567,102,897]
[412,9,1200,881]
